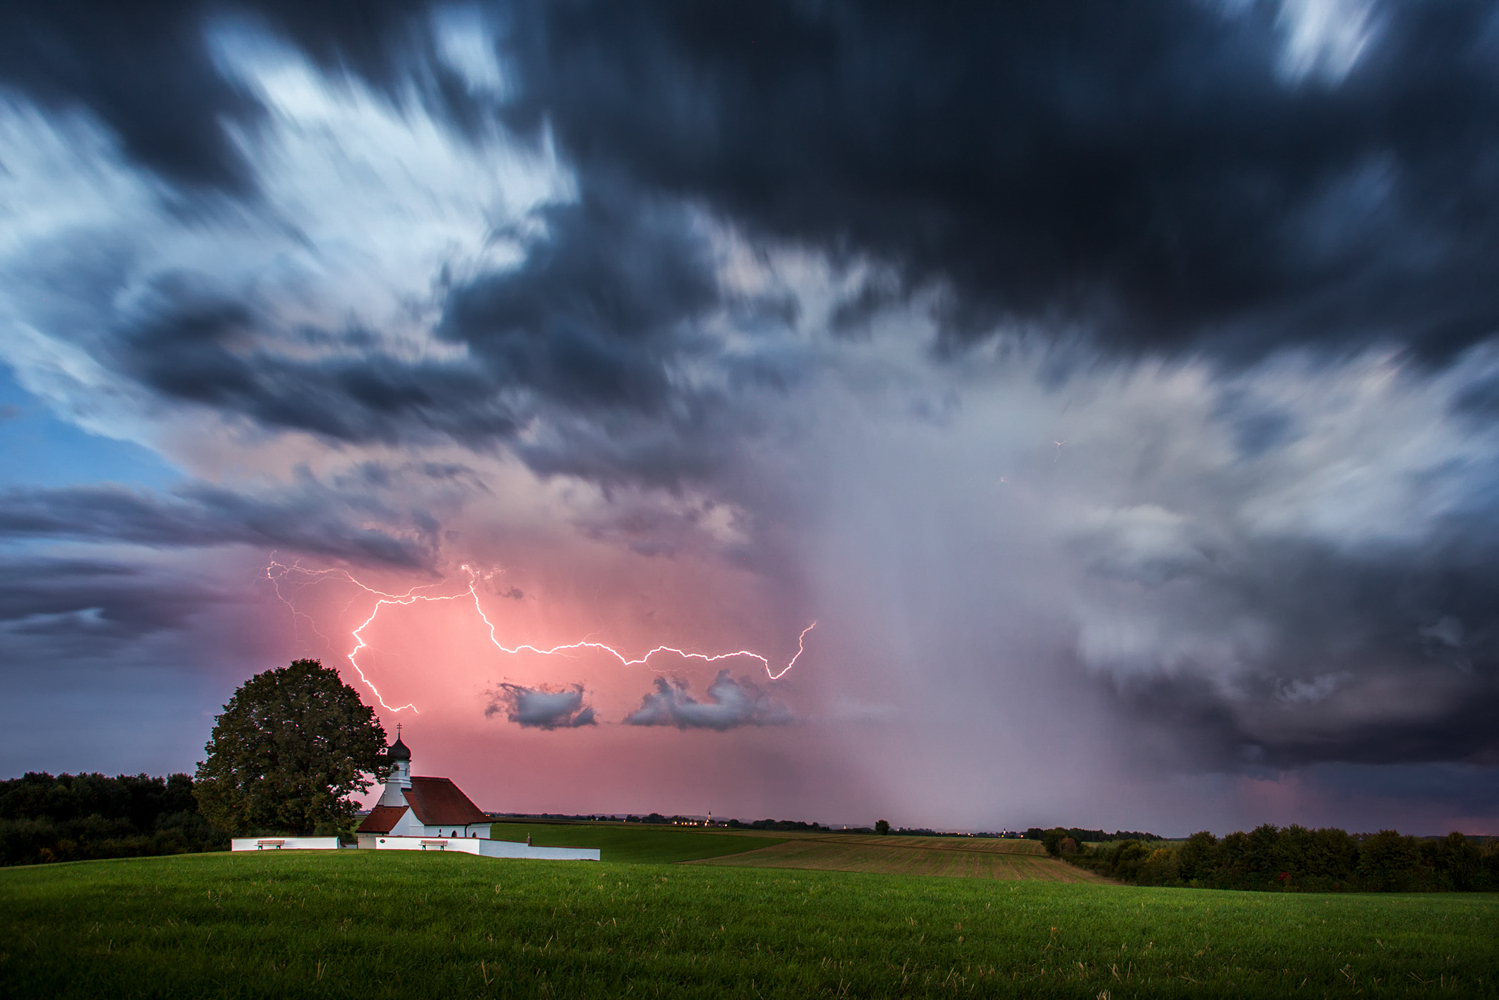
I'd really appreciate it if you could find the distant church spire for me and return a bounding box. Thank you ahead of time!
[386,725,411,763]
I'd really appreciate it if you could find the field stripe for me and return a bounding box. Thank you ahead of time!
[820,835,1048,855]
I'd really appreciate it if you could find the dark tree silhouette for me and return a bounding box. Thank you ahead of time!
[875,819,890,836]
[194,659,387,835]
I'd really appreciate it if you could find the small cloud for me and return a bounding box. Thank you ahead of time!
[1072,504,1215,587]
[486,682,596,729]
[499,587,524,601]
[623,671,793,731]
[1418,616,1463,649]
[1275,673,1347,705]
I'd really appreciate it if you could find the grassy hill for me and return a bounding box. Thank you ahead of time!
[488,822,1094,880]
[3,847,1496,998]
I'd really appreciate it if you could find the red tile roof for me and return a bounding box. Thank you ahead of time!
[405,776,489,827]
[357,804,409,834]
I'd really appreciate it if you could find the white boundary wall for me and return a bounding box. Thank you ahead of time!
[371,835,599,861]
[232,837,342,851]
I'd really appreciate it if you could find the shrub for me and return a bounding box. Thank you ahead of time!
[1176,831,1218,886]
[1136,847,1180,886]
[1356,831,1428,892]
[1109,840,1150,881]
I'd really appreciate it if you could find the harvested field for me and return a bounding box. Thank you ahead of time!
[821,835,1047,855]
[691,835,1108,882]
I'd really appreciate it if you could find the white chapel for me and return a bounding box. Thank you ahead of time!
[356,729,493,848]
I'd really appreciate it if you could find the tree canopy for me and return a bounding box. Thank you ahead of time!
[194,659,387,835]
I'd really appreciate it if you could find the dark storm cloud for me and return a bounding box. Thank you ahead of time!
[507,0,1499,358]
[0,555,219,645]
[12,1,1499,358]
[0,0,471,195]
[439,185,720,416]
[0,483,437,567]
[1079,526,1499,767]
[0,0,260,192]
[623,671,791,730]
[96,185,739,483]
[114,288,521,448]
[486,682,595,729]
[17,0,1499,364]
[1303,762,1499,818]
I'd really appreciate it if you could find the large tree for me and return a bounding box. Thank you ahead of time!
[194,659,387,835]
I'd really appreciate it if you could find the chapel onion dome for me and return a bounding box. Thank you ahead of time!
[385,733,410,762]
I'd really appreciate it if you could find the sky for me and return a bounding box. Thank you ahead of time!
[3,0,1499,837]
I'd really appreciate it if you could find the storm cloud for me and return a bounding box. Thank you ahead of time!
[4,0,1499,830]
[0,555,221,644]
[509,0,1499,359]
[1081,530,1499,768]
[10,1,1499,361]
[0,482,440,568]
[113,289,521,449]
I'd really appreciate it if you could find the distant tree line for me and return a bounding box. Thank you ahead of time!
[501,813,617,822]
[888,827,1004,838]
[727,818,830,832]
[0,772,226,866]
[1026,827,1160,850]
[1043,824,1499,892]
[492,814,1012,837]
[493,814,711,825]
[617,814,680,825]
[493,813,843,830]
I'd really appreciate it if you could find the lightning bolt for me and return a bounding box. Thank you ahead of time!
[266,559,814,713]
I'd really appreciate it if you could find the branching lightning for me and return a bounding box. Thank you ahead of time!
[266,559,814,713]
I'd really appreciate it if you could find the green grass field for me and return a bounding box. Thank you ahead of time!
[490,823,1092,881]
[3,847,1495,998]
[488,821,783,864]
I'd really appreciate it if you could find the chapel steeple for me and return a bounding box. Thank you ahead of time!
[378,725,413,806]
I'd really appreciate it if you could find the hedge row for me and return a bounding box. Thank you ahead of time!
[1045,825,1498,892]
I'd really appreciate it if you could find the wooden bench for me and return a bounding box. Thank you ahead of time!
[419,839,449,850]
[256,839,286,849]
